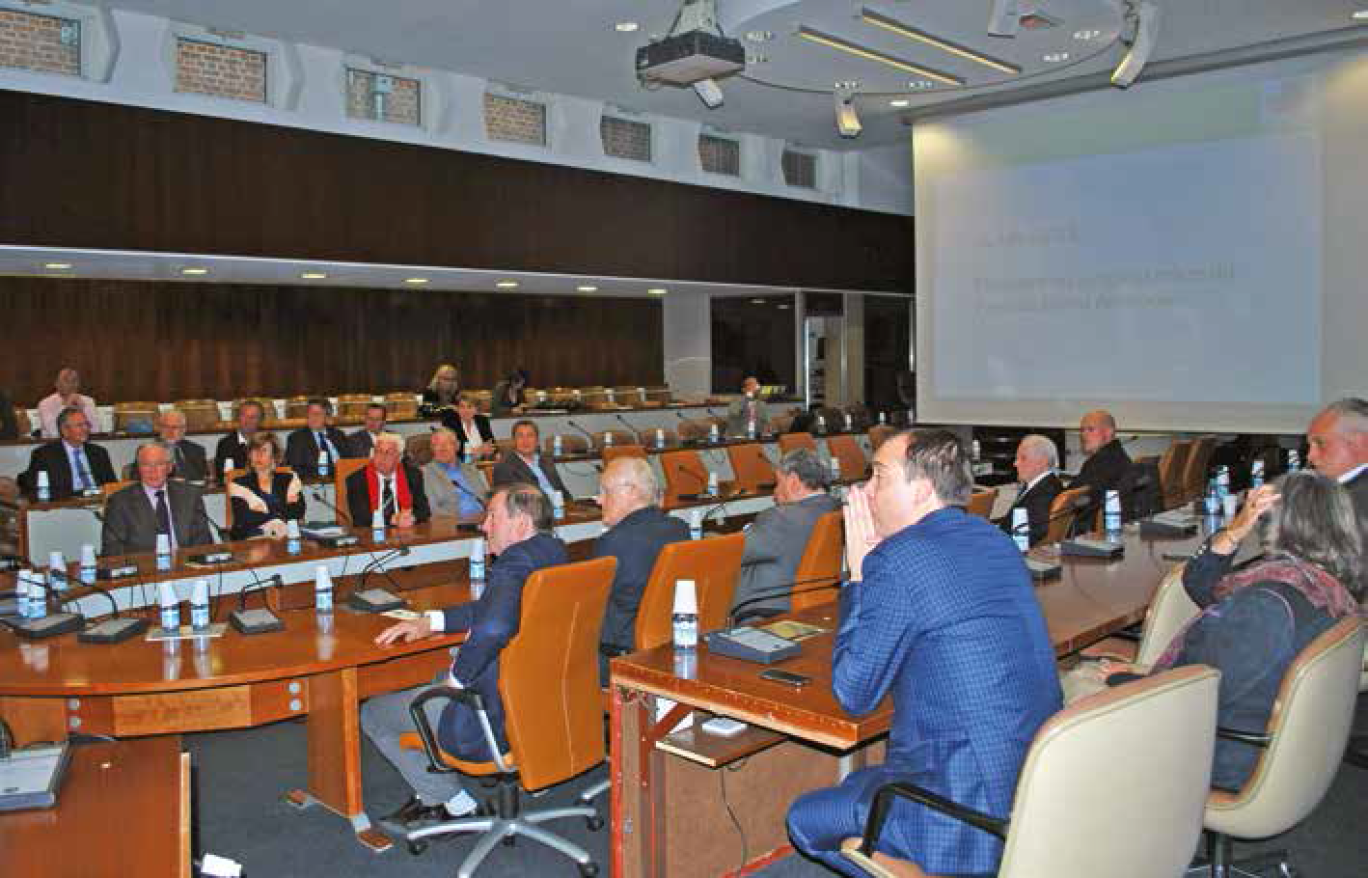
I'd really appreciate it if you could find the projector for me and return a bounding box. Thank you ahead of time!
[636,31,744,86]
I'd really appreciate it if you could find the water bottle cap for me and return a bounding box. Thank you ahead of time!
[223,458,234,472]
[318,451,328,462]
[155,533,171,553]
[552,490,564,506]
[673,579,697,614]
[1012,507,1028,525]
[471,537,485,559]
[315,565,333,589]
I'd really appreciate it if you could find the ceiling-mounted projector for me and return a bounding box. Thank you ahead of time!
[636,30,745,86]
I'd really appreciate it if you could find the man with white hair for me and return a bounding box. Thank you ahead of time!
[593,456,691,680]
[157,409,209,482]
[36,367,99,438]
[994,434,1063,547]
[344,433,430,527]
[1308,397,1368,525]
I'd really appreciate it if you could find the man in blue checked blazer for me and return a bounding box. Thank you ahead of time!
[787,429,1062,876]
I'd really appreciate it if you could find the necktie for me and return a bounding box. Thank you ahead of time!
[72,448,93,490]
[173,443,185,475]
[317,432,333,464]
[382,480,396,522]
[155,489,171,536]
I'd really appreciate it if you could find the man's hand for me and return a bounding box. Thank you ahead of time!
[393,508,417,528]
[843,483,881,582]
[375,617,433,646]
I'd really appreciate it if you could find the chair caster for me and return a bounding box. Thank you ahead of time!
[407,840,428,856]
[586,814,604,831]
[578,862,600,877]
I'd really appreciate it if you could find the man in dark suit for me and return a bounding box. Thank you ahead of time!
[102,442,215,556]
[344,434,430,527]
[994,434,1064,547]
[286,397,354,477]
[346,403,388,458]
[593,456,691,679]
[732,448,840,621]
[20,406,117,501]
[214,400,264,478]
[157,409,209,482]
[360,484,567,828]
[492,420,567,497]
[787,430,1062,876]
[1071,409,1131,514]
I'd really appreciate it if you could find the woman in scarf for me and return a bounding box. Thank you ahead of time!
[228,433,306,540]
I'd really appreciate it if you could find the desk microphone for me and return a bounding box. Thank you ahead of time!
[230,572,286,635]
[565,419,597,451]
[301,487,360,547]
[350,547,411,612]
[63,577,151,644]
[672,464,711,502]
[614,414,639,439]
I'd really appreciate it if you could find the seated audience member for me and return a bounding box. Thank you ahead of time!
[421,428,489,518]
[786,429,1061,877]
[285,398,353,477]
[490,368,528,416]
[492,419,567,496]
[345,434,431,527]
[158,409,209,482]
[36,367,99,439]
[731,448,840,621]
[0,390,18,440]
[442,393,496,460]
[360,484,567,829]
[1093,472,1362,791]
[215,400,265,478]
[102,441,215,556]
[347,403,389,458]
[725,376,770,437]
[419,363,461,415]
[593,456,691,679]
[228,433,305,540]
[21,406,117,500]
[993,434,1064,547]
[1070,409,1132,514]
[1307,397,1368,524]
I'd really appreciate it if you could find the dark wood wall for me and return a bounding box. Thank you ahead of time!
[0,89,913,291]
[0,278,662,404]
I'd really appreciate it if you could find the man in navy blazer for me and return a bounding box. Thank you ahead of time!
[787,429,1062,877]
[993,434,1064,547]
[361,482,567,830]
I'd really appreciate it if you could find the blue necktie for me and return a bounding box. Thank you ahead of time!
[317,432,334,464]
[72,448,93,490]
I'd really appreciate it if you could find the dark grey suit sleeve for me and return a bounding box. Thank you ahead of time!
[740,508,785,566]
[101,491,135,556]
[185,488,216,547]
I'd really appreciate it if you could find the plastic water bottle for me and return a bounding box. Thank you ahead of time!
[829,457,841,484]
[746,419,756,440]
[552,490,565,522]
[816,415,826,434]
[1104,490,1122,539]
[655,428,666,450]
[190,580,211,631]
[47,551,67,593]
[222,458,235,481]
[36,470,51,502]
[1287,449,1301,472]
[1222,494,1239,520]
[469,538,486,597]
[286,519,301,555]
[1012,508,1030,552]
[16,572,34,619]
[1216,466,1230,502]
[603,431,614,448]
[671,579,698,651]
[553,434,563,456]
[878,411,887,425]
[371,509,386,542]
[844,412,853,432]
[158,582,181,633]
[1250,459,1265,489]
[708,422,719,444]
[29,574,47,620]
[971,439,981,462]
[79,544,97,585]
[605,387,616,404]
[705,471,718,497]
[155,533,173,572]
[689,509,703,541]
[317,451,330,478]
[1204,479,1220,516]
[314,565,334,613]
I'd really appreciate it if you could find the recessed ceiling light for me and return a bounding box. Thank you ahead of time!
[777,304,791,310]
[746,30,774,42]
[750,298,766,304]
[1073,29,1102,40]
[404,277,429,285]
[301,272,328,279]
[1353,9,1368,20]
[647,287,668,296]
[1043,52,1070,63]
[615,21,638,32]
[576,285,598,293]
[44,262,72,270]
[496,280,519,289]
[890,98,911,108]
[181,267,208,276]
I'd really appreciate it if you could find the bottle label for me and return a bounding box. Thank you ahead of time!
[161,607,180,631]
[316,588,333,612]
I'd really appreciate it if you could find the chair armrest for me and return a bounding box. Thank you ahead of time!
[855,781,1008,857]
[1216,727,1271,748]
[407,685,510,774]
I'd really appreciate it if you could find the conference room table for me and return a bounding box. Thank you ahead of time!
[608,523,1208,878]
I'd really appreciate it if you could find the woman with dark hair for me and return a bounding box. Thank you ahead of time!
[1100,471,1363,791]
[490,368,528,417]
[229,432,306,540]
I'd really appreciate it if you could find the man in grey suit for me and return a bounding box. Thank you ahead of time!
[421,428,490,518]
[102,441,215,556]
[157,409,209,483]
[725,376,771,437]
[731,448,840,621]
[492,420,568,497]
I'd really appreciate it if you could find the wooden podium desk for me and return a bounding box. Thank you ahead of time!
[0,735,191,877]
[609,527,1205,878]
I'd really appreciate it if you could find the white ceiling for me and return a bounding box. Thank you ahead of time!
[99,0,1368,147]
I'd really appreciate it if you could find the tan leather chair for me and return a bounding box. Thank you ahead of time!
[14,408,32,437]
[100,479,136,499]
[283,396,312,420]
[634,533,745,651]
[595,429,637,451]
[868,424,895,451]
[385,392,419,420]
[470,390,493,414]
[544,434,591,456]
[112,402,159,433]
[1200,618,1364,877]
[332,458,369,525]
[660,449,710,504]
[221,466,294,532]
[841,666,1221,878]
[676,418,713,443]
[1043,486,1090,544]
[827,435,868,481]
[611,386,645,407]
[602,444,647,467]
[768,412,795,435]
[644,386,672,406]
[791,511,844,612]
[1181,437,1217,505]
[726,443,776,493]
[965,488,997,519]
[399,557,616,874]
[634,427,677,451]
[778,432,817,455]
[404,433,434,468]
[336,393,374,422]
[1158,439,1194,510]
[1082,562,1198,667]
[173,400,221,432]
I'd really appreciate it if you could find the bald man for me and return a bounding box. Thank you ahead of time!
[1071,410,1132,516]
[37,367,99,438]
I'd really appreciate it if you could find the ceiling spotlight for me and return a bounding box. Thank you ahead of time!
[44,262,72,270]
[835,87,862,139]
[647,287,668,296]
[1043,52,1070,62]
[496,280,519,289]
[890,98,911,108]
[693,77,724,108]
[576,285,598,293]
[750,298,766,304]
[615,21,639,32]
[301,272,328,279]
[181,267,208,276]
[1112,1,1160,88]
[404,277,429,285]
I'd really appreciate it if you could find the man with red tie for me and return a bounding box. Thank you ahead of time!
[344,433,431,527]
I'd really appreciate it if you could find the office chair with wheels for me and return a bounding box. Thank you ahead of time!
[400,556,617,877]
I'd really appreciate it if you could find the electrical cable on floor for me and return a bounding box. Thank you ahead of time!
[721,759,749,875]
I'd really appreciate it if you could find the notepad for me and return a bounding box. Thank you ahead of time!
[0,743,70,812]
[761,620,826,641]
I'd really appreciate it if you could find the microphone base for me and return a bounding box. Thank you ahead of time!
[348,588,405,613]
[79,616,150,644]
[229,607,285,635]
[1060,538,1125,559]
[96,565,139,580]
[309,534,360,548]
[6,612,85,640]
[188,551,234,565]
[1025,557,1062,581]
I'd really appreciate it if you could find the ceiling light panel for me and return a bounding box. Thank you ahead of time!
[859,8,1021,75]
[796,27,964,86]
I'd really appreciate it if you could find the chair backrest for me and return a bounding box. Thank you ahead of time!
[726,443,775,493]
[284,396,312,420]
[767,413,795,435]
[778,432,817,455]
[113,403,159,433]
[174,401,221,432]
[1158,439,1194,510]
[791,512,844,612]
[965,488,997,519]
[996,666,1220,878]
[1182,437,1217,503]
[634,533,746,651]
[404,432,433,468]
[660,449,709,504]
[868,424,895,450]
[597,429,638,450]
[827,435,867,481]
[332,458,370,523]
[222,467,294,530]
[499,556,617,791]
[1134,563,1200,669]
[385,392,419,419]
[15,408,32,437]
[101,479,136,501]
[612,387,646,407]
[337,394,374,421]
[1044,487,1090,544]
[1205,618,1364,839]
[676,418,711,442]
[602,444,648,467]
[544,434,590,456]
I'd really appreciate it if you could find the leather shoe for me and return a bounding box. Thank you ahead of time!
[380,796,449,831]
